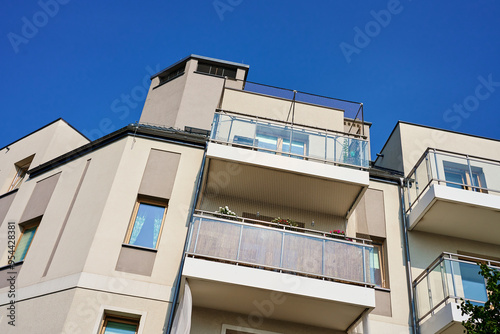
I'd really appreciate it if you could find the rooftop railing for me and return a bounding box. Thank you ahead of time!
[210,111,370,168]
[240,81,364,124]
[413,253,499,324]
[186,210,376,287]
[404,148,500,213]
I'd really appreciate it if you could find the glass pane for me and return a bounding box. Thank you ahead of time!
[282,233,322,275]
[282,139,304,156]
[224,68,237,79]
[468,159,498,193]
[415,277,430,320]
[129,203,165,248]
[193,219,240,260]
[104,321,137,334]
[428,264,445,309]
[458,262,488,304]
[197,63,210,74]
[239,225,282,267]
[14,226,38,261]
[256,133,278,151]
[444,170,465,189]
[324,240,364,282]
[370,245,383,287]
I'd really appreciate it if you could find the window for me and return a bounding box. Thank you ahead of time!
[443,161,487,193]
[358,234,388,288]
[370,240,388,288]
[124,197,167,249]
[255,124,307,158]
[99,315,139,334]
[158,64,185,85]
[8,156,34,191]
[13,220,40,262]
[196,62,237,79]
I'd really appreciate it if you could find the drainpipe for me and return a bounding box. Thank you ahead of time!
[164,149,208,334]
[399,177,418,334]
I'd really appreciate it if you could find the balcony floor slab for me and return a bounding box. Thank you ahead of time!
[408,184,500,244]
[419,302,467,334]
[182,257,375,331]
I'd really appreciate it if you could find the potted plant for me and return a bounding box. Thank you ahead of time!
[272,217,298,230]
[214,206,237,220]
[329,230,345,237]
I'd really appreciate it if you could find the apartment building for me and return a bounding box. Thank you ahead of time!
[375,123,500,334]
[0,55,498,334]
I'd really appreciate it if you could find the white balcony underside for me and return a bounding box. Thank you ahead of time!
[419,303,467,334]
[183,257,375,331]
[205,143,369,217]
[408,184,500,244]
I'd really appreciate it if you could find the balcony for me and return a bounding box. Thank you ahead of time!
[414,253,499,334]
[182,211,376,331]
[205,112,370,218]
[404,149,500,244]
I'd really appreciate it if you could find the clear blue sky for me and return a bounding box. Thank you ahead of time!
[2,0,500,159]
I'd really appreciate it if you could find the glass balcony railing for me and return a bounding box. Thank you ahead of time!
[405,148,500,212]
[210,111,370,168]
[186,211,376,287]
[414,253,499,324]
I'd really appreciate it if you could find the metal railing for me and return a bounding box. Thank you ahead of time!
[413,252,500,324]
[404,148,500,213]
[240,80,364,124]
[210,111,370,169]
[186,210,376,287]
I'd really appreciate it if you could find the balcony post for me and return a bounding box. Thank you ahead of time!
[426,271,434,315]
[425,152,431,186]
[228,115,234,143]
[252,118,257,148]
[280,231,285,270]
[193,218,203,253]
[334,136,337,163]
[439,259,448,304]
[324,132,328,161]
[466,155,476,191]
[236,224,243,261]
[407,177,412,212]
[322,239,325,276]
[362,245,367,283]
[448,256,458,300]
[433,149,441,185]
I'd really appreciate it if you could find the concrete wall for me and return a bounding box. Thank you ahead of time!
[0,119,88,195]
[378,122,500,175]
[374,125,403,173]
[174,60,227,131]
[0,134,204,333]
[140,58,249,132]
[349,180,412,333]
[221,89,346,133]
[139,60,190,128]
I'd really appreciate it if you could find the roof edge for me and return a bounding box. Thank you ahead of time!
[151,54,250,80]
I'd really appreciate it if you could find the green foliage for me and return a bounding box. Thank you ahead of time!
[459,263,500,334]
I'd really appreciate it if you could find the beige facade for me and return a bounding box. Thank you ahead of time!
[1,55,498,334]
